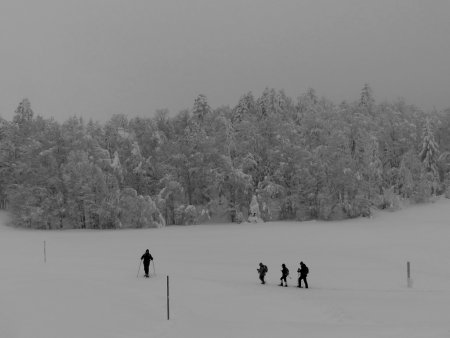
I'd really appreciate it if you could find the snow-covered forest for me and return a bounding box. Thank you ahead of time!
[1,85,449,229]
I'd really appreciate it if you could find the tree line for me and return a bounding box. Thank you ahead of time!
[1,85,449,229]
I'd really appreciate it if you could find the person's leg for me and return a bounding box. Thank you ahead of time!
[299,275,307,288]
[144,264,149,277]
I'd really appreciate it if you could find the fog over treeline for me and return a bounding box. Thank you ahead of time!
[1,85,449,229]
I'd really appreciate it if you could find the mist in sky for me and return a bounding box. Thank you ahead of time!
[1,0,449,122]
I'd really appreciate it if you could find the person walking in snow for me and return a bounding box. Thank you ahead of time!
[297,261,309,288]
[140,249,153,278]
[279,263,289,287]
[257,262,268,284]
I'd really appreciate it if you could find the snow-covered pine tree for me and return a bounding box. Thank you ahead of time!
[419,118,439,176]
[232,92,256,124]
[192,94,211,123]
[248,195,262,222]
[359,83,375,115]
[0,118,12,209]
[13,98,34,128]
[398,158,414,198]
[419,118,440,196]
[363,135,382,201]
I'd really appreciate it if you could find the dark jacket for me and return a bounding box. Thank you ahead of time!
[141,252,153,266]
[299,263,309,276]
[258,264,268,276]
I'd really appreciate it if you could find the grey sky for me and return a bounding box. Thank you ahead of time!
[1,0,449,122]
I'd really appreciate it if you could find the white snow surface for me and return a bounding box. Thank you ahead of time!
[1,199,450,338]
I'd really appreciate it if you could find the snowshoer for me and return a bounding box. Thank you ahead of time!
[297,261,309,288]
[140,249,154,278]
[257,262,268,284]
[279,263,289,287]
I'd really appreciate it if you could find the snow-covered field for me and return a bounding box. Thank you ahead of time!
[1,200,450,338]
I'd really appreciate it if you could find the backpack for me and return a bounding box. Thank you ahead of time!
[304,266,309,274]
[259,265,268,274]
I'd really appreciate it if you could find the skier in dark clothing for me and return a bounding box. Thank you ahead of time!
[257,262,268,284]
[140,249,153,278]
[279,263,289,287]
[297,261,309,288]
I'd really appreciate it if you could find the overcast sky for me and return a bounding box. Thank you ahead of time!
[1,0,449,122]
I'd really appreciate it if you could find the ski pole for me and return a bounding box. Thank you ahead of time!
[152,260,156,276]
[137,260,142,278]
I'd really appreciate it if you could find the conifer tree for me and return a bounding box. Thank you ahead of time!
[419,118,439,177]
[232,92,256,123]
[13,98,34,128]
[419,118,440,196]
[192,94,211,123]
[359,83,375,114]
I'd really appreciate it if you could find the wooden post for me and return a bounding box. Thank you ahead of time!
[44,240,46,263]
[167,275,170,320]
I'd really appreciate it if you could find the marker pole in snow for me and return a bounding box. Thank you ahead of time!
[407,261,412,288]
[43,241,46,263]
[167,275,170,320]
